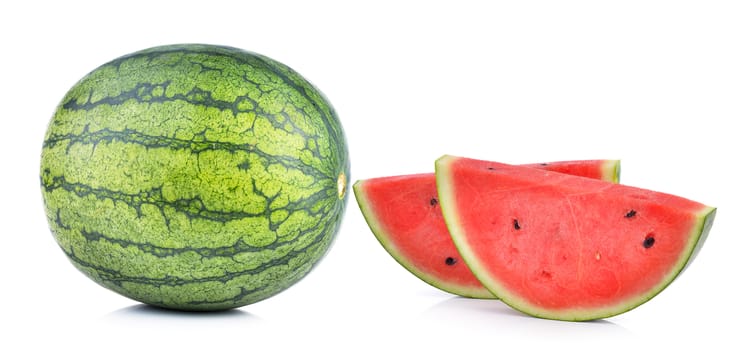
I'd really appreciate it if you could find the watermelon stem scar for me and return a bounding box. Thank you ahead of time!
[338,172,347,199]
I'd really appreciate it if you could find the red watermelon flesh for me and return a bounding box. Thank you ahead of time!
[435,155,715,320]
[353,160,620,299]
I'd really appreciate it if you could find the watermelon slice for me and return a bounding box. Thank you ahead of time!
[353,160,620,299]
[435,155,715,321]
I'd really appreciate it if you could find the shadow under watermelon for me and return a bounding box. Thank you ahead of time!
[102,303,262,325]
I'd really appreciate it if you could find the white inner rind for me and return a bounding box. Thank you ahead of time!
[601,159,621,184]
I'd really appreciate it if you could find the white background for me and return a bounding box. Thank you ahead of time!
[2,1,746,349]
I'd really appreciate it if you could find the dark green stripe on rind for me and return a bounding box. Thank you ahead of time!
[40,44,348,310]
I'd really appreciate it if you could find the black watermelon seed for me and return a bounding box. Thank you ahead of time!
[445,257,457,266]
[643,235,655,249]
[513,219,521,230]
[429,198,438,206]
[540,163,549,166]
[487,167,495,170]
[625,210,637,218]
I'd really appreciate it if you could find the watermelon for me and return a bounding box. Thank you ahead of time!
[435,155,715,321]
[40,44,350,311]
[353,160,620,299]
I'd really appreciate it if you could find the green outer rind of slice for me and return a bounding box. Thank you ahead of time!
[602,159,621,184]
[353,179,494,298]
[435,154,716,321]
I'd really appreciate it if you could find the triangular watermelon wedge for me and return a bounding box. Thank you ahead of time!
[435,155,715,320]
[353,159,620,299]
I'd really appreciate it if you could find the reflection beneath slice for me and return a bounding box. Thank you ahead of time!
[422,296,632,338]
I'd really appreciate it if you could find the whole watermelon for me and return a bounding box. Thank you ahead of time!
[40,44,350,311]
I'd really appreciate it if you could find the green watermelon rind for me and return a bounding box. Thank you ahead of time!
[435,154,716,321]
[40,44,350,311]
[353,178,496,299]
